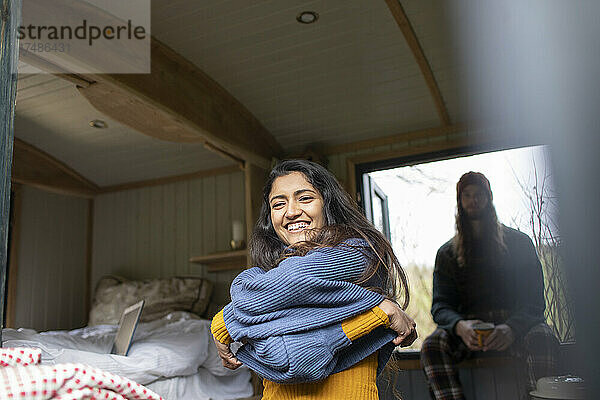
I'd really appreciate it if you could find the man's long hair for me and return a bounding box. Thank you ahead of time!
[249,159,409,309]
[453,176,506,267]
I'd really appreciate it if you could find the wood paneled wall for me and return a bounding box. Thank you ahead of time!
[13,186,88,331]
[91,171,245,307]
[11,133,467,331]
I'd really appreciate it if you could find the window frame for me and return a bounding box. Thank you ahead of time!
[352,143,566,357]
[354,145,484,182]
[361,174,391,240]
[0,0,20,343]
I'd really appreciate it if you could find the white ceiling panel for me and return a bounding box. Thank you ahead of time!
[15,75,233,187]
[151,0,444,154]
[14,1,462,185]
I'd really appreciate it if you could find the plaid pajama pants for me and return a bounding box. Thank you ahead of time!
[420,323,559,400]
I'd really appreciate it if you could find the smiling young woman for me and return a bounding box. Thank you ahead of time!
[268,171,326,246]
[211,159,415,400]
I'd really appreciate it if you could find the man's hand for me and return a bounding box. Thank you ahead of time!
[482,324,514,351]
[378,299,418,347]
[213,337,243,370]
[455,319,483,351]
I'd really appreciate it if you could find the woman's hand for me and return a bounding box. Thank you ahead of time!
[378,299,417,347]
[213,337,243,370]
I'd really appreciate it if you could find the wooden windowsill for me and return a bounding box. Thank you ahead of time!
[391,342,575,370]
[391,350,518,370]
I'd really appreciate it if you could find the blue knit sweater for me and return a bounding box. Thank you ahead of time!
[222,239,396,383]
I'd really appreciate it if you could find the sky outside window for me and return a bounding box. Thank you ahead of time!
[369,145,554,268]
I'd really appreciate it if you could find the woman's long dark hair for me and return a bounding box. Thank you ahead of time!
[249,159,409,309]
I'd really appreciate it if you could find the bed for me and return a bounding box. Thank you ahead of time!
[1,276,254,400]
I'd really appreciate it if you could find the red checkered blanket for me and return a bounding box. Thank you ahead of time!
[0,348,162,400]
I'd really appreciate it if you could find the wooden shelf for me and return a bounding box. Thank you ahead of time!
[189,249,247,272]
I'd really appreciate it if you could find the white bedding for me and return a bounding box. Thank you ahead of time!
[2,312,253,400]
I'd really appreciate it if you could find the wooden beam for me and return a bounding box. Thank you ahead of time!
[77,38,281,169]
[100,165,242,193]
[346,158,358,202]
[5,184,22,328]
[11,138,100,198]
[19,50,95,88]
[204,142,245,170]
[323,124,464,155]
[349,134,470,165]
[385,0,451,126]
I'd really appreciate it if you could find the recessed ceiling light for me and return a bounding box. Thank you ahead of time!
[296,11,319,24]
[89,119,108,129]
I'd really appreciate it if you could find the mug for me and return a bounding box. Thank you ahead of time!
[472,322,495,347]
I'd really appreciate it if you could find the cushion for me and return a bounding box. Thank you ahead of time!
[88,275,213,326]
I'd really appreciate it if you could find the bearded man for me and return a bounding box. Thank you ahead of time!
[420,171,559,400]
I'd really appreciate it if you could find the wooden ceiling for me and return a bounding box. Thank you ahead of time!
[14,0,463,188]
[15,73,234,188]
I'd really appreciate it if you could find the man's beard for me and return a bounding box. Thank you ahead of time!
[460,205,493,222]
[465,208,487,220]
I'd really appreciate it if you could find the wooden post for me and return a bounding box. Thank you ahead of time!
[0,0,21,341]
[244,162,269,266]
[84,199,94,316]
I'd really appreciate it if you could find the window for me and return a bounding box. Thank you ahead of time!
[361,175,390,240]
[359,145,573,350]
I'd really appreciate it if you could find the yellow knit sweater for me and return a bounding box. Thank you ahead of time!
[211,306,390,400]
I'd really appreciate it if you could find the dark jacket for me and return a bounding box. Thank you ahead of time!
[431,225,546,339]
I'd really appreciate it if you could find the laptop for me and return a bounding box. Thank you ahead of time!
[110,300,145,356]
